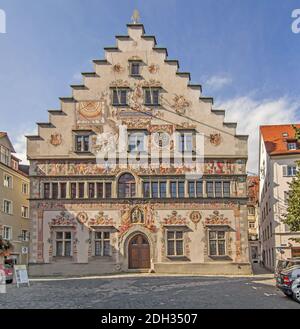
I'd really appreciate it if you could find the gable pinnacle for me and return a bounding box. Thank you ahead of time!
[131,9,140,24]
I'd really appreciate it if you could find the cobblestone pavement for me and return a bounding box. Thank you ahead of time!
[1,274,300,309]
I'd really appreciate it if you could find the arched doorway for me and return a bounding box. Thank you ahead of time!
[128,234,150,269]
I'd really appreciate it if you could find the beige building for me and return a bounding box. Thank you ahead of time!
[247,176,259,264]
[0,132,30,265]
[27,18,251,276]
[259,124,300,271]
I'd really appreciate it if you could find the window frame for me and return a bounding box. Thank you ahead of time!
[112,88,128,106]
[3,199,13,215]
[3,173,13,189]
[208,230,226,257]
[55,231,72,257]
[166,230,184,257]
[21,205,29,218]
[74,134,90,153]
[94,231,111,257]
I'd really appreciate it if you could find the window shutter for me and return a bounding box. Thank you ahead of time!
[282,165,287,177]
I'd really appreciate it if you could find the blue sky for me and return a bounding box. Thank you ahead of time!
[0,0,300,172]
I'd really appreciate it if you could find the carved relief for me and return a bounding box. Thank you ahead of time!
[172,95,191,115]
[131,207,144,224]
[190,211,202,229]
[162,211,188,226]
[76,212,89,225]
[112,63,125,74]
[50,133,62,147]
[110,80,130,88]
[204,211,231,226]
[210,133,222,146]
[89,211,115,226]
[49,211,77,227]
[148,64,159,74]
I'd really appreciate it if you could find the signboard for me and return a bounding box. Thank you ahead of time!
[21,246,28,254]
[14,265,30,287]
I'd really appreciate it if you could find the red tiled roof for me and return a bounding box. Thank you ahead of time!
[260,124,300,156]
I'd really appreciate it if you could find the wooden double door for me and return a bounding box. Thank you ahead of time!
[128,234,150,269]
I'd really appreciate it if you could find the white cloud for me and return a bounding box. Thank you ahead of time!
[218,96,300,174]
[13,127,37,165]
[206,75,232,90]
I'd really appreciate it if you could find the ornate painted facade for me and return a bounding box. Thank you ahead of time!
[27,19,251,276]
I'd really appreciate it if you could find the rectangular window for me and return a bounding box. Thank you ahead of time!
[144,89,160,106]
[21,206,29,218]
[75,135,90,152]
[130,62,140,76]
[188,181,195,198]
[70,183,77,199]
[78,183,85,198]
[170,181,177,198]
[196,181,203,197]
[21,230,28,241]
[44,183,50,199]
[160,181,167,198]
[178,181,185,198]
[287,142,297,150]
[95,231,110,256]
[287,166,297,177]
[96,182,103,199]
[215,182,222,198]
[223,182,231,198]
[52,183,58,199]
[105,182,112,198]
[55,231,72,257]
[2,226,12,240]
[0,146,10,166]
[112,89,127,106]
[178,133,193,152]
[248,206,255,215]
[151,182,159,198]
[143,182,150,198]
[206,182,214,198]
[88,183,95,199]
[128,132,146,153]
[3,200,12,214]
[3,174,13,188]
[167,231,184,256]
[209,231,226,256]
[22,183,29,194]
[60,183,67,199]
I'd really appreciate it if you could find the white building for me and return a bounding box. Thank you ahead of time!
[259,124,300,271]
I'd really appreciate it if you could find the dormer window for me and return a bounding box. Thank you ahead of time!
[144,89,160,106]
[112,89,128,106]
[287,142,297,150]
[130,62,141,76]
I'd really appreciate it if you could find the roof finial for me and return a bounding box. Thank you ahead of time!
[131,9,140,24]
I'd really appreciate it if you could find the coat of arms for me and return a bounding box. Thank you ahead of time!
[50,133,62,146]
[210,133,222,146]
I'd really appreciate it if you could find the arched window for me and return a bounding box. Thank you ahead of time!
[118,173,136,198]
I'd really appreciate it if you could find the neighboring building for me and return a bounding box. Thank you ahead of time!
[0,132,30,264]
[27,17,251,276]
[247,176,259,264]
[259,124,300,271]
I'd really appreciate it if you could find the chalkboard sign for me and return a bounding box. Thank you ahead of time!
[14,265,30,287]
